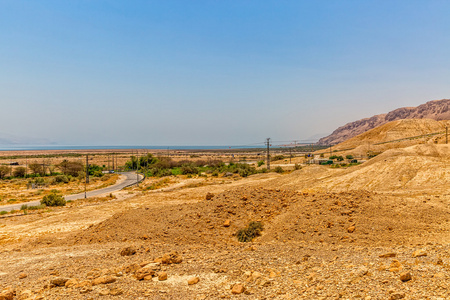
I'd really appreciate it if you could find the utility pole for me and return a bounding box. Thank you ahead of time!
[85,154,89,199]
[266,138,271,170]
[25,157,27,178]
[289,147,291,164]
[446,126,448,144]
[136,150,140,185]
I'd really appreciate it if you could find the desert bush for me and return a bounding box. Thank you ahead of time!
[181,164,199,175]
[346,155,354,160]
[41,193,66,207]
[274,166,284,173]
[236,221,263,242]
[59,160,84,176]
[294,164,302,170]
[193,160,207,167]
[13,167,26,177]
[55,175,69,183]
[0,211,7,215]
[271,155,285,162]
[212,170,219,177]
[92,170,103,177]
[336,156,344,161]
[34,177,46,185]
[29,163,44,176]
[208,160,224,168]
[260,168,268,173]
[21,204,45,210]
[257,160,265,167]
[0,166,9,179]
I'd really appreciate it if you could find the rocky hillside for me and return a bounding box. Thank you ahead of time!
[318,99,450,145]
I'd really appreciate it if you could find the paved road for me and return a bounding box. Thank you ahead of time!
[0,172,143,212]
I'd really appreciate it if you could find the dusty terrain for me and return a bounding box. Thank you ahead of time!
[0,141,449,299]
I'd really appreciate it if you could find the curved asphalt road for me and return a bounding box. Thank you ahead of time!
[0,172,143,212]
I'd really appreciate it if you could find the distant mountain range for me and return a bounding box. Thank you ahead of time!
[318,99,450,145]
[0,132,54,146]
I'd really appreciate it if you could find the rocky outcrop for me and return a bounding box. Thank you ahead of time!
[318,99,450,145]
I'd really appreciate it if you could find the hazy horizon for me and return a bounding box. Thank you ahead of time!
[1,1,450,146]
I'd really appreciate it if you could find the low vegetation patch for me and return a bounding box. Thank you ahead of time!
[41,193,66,207]
[236,221,264,242]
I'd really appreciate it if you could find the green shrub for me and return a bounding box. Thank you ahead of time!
[274,166,284,173]
[236,221,263,242]
[34,177,46,185]
[41,193,66,207]
[260,168,268,173]
[13,167,26,177]
[181,164,199,175]
[271,155,285,162]
[346,155,354,160]
[0,211,7,215]
[294,164,302,170]
[257,160,265,167]
[21,204,28,210]
[28,204,46,210]
[92,170,104,177]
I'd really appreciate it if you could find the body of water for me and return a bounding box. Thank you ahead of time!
[0,145,264,151]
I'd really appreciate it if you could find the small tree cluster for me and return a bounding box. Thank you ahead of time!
[0,166,9,179]
[59,160,84,177]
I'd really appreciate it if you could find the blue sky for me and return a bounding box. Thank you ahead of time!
[1,1,449,146]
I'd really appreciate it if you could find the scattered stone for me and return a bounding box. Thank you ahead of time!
[347,226,356,233]
[389,292,405,300]
[92,276,116,285]
[109,288,123,296]
[65,278,78,288]
[79,287,93,294]
[18,290,32,299]
[356,266,368,277]
[389,260,403,272]
[399,272,412,282]
[251,271,262,281]
[158,272,168,281]
[120,246,137,256]
[436,258,443,265]
[0,289,15,300]
[75,280,92,288]
[206,192,214,200]
[223,219,231,227]
[18,273,27,279]
[232,284,245,294]
[379,252,396,258]
[412,249,427,258]
[125,263,141,273]
[188,277,200,285]
[98,290,109,296]
[156,251,182,264]
[134,268,156,281]
[50,278,70,287]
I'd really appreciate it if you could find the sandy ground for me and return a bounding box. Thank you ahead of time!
[0,143,449,299]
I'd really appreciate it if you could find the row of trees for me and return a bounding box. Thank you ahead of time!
[0,160,87,179]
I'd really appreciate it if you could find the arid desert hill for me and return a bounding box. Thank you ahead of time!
[318,99,450,145]
[270,143,450,194]
[331,118,450,155]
